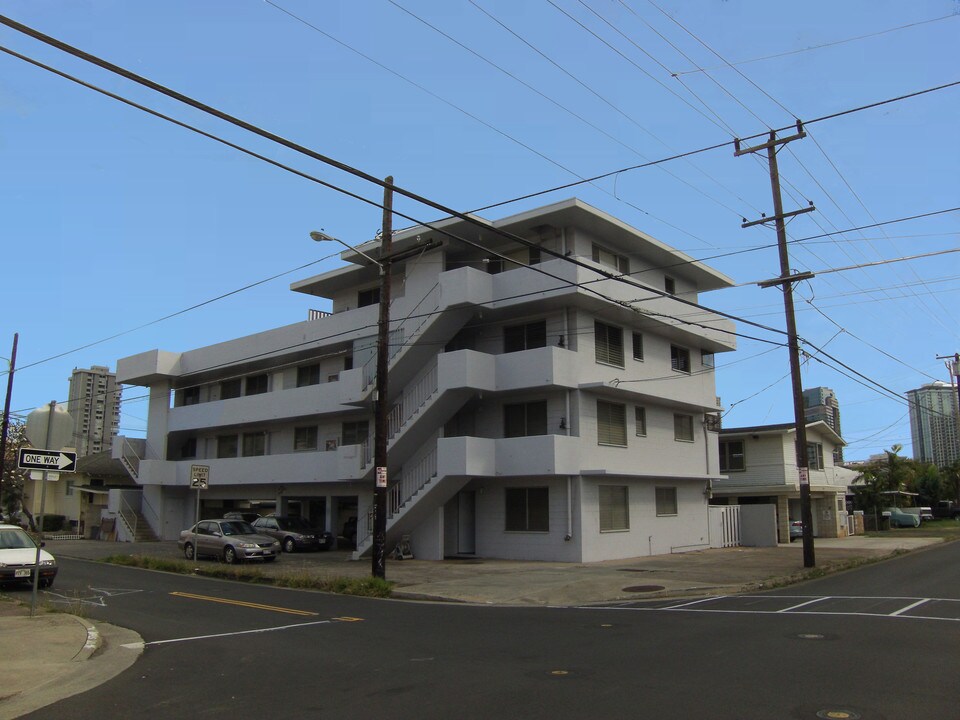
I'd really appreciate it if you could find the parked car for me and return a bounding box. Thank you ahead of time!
[932,501,960,520]
[0,523,58,588]
[884,507,921,528]
[789,520,804,541]
[252,516,334,553]
[223,511,262,524]
[178,519,280,564]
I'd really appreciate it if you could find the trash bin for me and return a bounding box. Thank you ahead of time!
[880,511,891,531]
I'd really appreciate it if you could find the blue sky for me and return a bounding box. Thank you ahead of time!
[0,0,957,461]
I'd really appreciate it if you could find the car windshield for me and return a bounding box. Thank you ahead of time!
[0,528,36,549]
[220,521,257,536]
[277,517,312,531]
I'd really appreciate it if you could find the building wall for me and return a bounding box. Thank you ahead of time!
[67,366,121,457]
[908,382,960,467]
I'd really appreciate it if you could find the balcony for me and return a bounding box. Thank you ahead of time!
[437,434,582,478]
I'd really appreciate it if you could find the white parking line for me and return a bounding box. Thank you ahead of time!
[145,619,332,646]
[662,595,727,610]
[890,598,930,616]
[778,597,830,613]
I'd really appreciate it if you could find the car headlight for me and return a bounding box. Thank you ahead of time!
[40,559,56,567]
[237,542,258,549]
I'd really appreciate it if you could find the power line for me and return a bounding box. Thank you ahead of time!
[672,13,959,76]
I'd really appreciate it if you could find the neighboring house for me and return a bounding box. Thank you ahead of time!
[713,421,849,543]
[115,198,736,562]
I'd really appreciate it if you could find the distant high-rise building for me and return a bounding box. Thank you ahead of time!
[803,386,843,462]
[67,366,121,456]
[907,381,960,468]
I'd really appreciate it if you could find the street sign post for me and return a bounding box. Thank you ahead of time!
[17,447,77,473]
[190,465,210,561]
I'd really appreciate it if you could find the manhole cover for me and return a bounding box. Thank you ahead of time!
[816,710,861,719]
[622,585,665,593]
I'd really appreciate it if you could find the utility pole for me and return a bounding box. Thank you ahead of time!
[0,333,18,513]
[935,353,960,467]
[737,122,817,567]
[372,176,394,580]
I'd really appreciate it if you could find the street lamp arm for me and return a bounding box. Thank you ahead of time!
[310,231,382,268]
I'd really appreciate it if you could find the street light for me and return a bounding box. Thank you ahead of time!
[310,231,383,271]
[310,177,394,580]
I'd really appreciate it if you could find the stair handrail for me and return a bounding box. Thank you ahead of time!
[121,437,142,478]
[362,282,441,390]
[388,441,438,519]
[117,494,139,541]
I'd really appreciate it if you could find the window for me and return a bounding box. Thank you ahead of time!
[504,401,548,438]
[671,345,690,373]
[358,287,380,308]
[597,400,627,446]
[719,439,745,472]
[220,378,242,399]
[599,485,629,532]
[297,364,320,387]
[528,247,542,265]
[505,487,549,532]
[664,276,676,295]
[806,442,824,471]
[632,332,644,361]
[180,437,197,459]
[245,374,268,396]
[242,432,266,457]
[701,350,715,368]
[592,243,629,274]
[635,406,647,437]
[65,480,75,497]
[342,420,369,446]
[595,321,624,367]
[217,435,238,458]
[674,413,694,442]
[655,487,678,516]
[182,387,200,406]
[504,321,547,353]
[294,426,318,451]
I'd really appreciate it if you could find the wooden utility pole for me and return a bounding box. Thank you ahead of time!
[737,123,817,567]
[0,333,18,511]
[372,176,394,580]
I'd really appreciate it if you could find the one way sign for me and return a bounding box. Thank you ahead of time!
[18,448,78,473]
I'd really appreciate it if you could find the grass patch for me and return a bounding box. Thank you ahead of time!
[863,518,960,539]
[101,554,393,597]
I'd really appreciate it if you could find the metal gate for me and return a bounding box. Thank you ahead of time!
[708,505,741,548]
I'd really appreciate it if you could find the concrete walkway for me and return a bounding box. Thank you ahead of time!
[0,534,942,718]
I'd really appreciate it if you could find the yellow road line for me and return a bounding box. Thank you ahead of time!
[170,591,319,616]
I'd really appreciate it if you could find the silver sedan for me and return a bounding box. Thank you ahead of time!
[179,519,280,564]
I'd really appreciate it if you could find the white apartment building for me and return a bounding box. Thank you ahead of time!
[907,381,960,468]
[67,365,121,457]
[116,199,736,561]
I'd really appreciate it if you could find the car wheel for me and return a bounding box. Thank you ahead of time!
[224,546,239,565]
[39,578,53,589]
[183,543,195,561]
[283,537,296,554]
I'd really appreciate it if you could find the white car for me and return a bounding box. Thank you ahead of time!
[0,523,58,588]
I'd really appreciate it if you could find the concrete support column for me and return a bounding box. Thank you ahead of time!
[777,495,790,544]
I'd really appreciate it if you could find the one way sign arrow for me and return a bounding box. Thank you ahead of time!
[17,448,77,473]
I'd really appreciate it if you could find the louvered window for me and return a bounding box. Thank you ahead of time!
[598,400,628,446]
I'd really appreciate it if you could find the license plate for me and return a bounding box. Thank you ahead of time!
[14,568,30,578]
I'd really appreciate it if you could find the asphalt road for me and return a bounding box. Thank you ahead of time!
[19,545,960,720]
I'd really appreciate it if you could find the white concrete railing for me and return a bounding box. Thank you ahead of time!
[388,443,438,519]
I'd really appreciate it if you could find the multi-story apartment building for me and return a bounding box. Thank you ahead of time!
[802,386,843,463]
[67,366,121,457]
[116,199,736,561]
[907,381,960,467]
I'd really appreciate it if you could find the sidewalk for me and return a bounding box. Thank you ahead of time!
[0,534,940,718]
[46,534,941,605]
